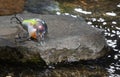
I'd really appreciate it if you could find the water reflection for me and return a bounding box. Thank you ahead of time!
[55,0,120,77]
[85,17,120,77]
[106,12,117,16]
[74,8,92,14]
[56,0,120,15]
[0,63,108,77]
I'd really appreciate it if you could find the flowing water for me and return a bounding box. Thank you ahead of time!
[54,0,120,77]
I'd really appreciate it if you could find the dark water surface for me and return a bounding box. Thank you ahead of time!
[0,0,120,77]
[54,0,120,77]
[45,0,120,76]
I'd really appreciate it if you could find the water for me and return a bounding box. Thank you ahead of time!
[86,17,120,77]
[55,0,120,76]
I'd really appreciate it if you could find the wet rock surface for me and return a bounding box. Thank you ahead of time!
[0,13,108,64]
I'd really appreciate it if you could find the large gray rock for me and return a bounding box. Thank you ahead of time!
[0,13,109,64]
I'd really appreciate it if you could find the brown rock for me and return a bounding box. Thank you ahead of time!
[0,0,25,16]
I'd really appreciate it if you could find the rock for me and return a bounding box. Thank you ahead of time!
[0,0,25,16]
[0,13,109,65]
[25,0,59,14]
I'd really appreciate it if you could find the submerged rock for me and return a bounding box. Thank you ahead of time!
[0,13,109,64]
